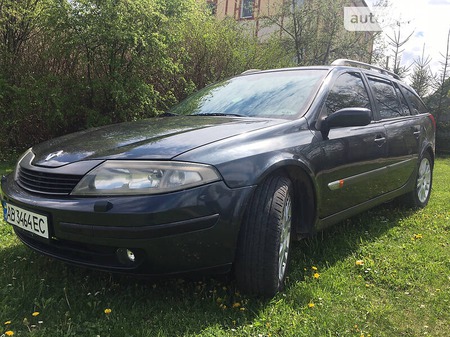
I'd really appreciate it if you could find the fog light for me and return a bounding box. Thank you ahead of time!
[116,248,137,265]
[126,249,135,262]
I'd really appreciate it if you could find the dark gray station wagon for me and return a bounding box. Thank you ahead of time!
[1,59,435,296]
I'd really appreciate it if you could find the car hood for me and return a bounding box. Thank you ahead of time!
[31,116,286,167]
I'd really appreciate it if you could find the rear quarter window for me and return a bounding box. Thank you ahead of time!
[393,83,412,116]
[402,87,428,114]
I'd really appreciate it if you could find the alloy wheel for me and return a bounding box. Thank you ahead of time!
[417,157,431,204]
[278,194,292,284]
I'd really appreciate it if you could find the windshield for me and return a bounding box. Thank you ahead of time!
[170,69,327,119]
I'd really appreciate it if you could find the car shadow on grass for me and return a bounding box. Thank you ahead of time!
[284,201,417,301]
[0,202,416,336]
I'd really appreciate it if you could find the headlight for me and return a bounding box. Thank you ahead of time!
[71,161,221,196]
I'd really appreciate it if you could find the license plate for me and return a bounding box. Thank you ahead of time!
[3,202,49,239]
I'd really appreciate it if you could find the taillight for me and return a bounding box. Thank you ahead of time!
[428,114,436,129]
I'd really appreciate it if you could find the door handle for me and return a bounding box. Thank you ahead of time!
[374,135,386,146]
[413,127,421,139]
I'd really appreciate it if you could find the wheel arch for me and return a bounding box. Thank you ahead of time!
[253,159,318,239]
[424,145,435,167]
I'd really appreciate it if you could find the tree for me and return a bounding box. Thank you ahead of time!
[385,22,414,77]
[0,0,53,150]
[0,0,272,153]
[259,0,375,66]
[425,29,450,154]
[431,28,450,123]
[0,0,50,81]
[410,44,432,98]
[170,5,262,91]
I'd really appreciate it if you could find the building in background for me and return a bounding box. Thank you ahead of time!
[206,0,375,63]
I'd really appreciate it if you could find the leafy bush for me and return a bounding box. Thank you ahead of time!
[1,0,375,155]
[0,0,270,153]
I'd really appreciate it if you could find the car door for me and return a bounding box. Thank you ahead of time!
[366,76,420,191]
[312,71,389,218]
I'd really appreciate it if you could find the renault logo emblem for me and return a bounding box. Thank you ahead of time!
[45,150,64,161]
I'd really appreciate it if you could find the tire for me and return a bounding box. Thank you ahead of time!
[234,175,293,297]
[404,152,433,208]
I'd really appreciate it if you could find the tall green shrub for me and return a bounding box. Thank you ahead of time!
[0,0,283,154]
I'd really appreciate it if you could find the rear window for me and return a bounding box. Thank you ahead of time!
[170,69,328,119]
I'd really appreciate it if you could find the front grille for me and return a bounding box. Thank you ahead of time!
[18,167,83,195]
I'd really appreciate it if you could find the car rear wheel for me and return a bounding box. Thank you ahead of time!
[404,152,433,208]
[234,175,293,297]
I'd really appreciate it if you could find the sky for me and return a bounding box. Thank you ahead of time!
[365,0,450,79]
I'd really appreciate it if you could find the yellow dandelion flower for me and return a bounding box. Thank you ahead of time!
[355,260,365,266]
[413,234,423,240]
[311,266,318,271]
[232,302,241,308]
[313,273,320,279]
[104,308,112,315]
[308,302,315,308]
[32,312,40,317]
[5,320,12,325]
[5,331,14,336]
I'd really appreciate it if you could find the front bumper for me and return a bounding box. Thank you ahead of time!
[1,174,254,276]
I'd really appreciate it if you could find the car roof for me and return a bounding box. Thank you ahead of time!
[239,66,332,75]
[240,59,412,89]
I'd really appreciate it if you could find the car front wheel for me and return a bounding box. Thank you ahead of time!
[234,175,293,297]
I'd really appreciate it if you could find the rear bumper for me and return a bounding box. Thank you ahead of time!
[1,174,254,276]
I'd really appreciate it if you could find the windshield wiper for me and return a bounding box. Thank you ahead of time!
[192,113,246,117]
[159,111,179,117]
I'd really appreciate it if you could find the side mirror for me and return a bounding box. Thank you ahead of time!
[319,107,372,139]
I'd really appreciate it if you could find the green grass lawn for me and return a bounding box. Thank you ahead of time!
[1,157,449,337]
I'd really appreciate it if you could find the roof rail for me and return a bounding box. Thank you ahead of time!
[241,69,261,75]
[331,59,400,80]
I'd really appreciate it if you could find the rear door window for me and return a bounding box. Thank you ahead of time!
[368,77,401,119]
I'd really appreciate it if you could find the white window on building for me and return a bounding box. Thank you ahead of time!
[291,0,305,12]
[241,0,254,19]
[206,0,217,15]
